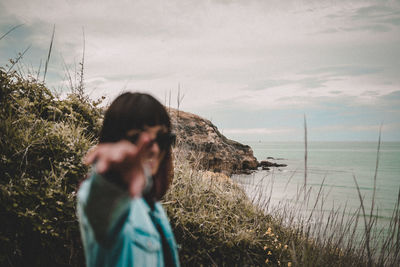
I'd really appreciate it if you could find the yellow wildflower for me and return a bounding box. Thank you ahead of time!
[267,251,272,255]
[265,227,272,235]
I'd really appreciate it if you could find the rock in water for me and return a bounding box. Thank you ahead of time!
[169,108,258,175]
[259,160,288,168]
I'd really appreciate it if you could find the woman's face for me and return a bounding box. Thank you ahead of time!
[126,125,168,175]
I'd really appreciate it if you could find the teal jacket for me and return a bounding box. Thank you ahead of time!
[77,171,180,267]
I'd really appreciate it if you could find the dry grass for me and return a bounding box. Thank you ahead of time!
[164,133,399,266]
[164,147,294,266]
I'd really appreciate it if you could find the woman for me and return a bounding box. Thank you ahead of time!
[77,92,180,267]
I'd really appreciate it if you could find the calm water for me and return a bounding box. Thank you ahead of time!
[232,141,400,236]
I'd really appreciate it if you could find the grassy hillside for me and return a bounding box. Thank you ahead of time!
[0,69,100,266]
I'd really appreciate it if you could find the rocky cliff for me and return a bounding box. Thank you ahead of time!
[169,108,258,175]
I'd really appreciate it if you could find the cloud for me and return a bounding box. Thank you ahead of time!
[223,127,295,135]
[312,122,400,133]
[353,5,398,19]
[1,0,400,141]
[2,0,201,38]
[319,2,400,35]
[249,77,330,91]
[382,17,400,26]
[221,126,302,142]
[301,65,383,77]
[350,3,400,32]
[377,90,400,110]
[381,90,400,99]
[342,24,391,33]
[313,124,379,132]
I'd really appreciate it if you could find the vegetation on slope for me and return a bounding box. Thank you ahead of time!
[0,69,101,266]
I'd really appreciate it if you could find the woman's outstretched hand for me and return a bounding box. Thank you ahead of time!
[83,133,151,197]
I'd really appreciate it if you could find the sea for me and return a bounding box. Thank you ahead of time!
[232,141,400,242]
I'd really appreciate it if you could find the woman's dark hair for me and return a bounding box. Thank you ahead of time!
[99,92,173,200]
[100,92,171,143]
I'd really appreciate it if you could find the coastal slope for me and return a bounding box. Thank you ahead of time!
[168,108,258,175]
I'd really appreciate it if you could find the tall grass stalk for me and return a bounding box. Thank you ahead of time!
[6,45,31,74]
[43,25,55,83]
[303,115,308,200]
[0,24,24,41]
[77,27,85,98]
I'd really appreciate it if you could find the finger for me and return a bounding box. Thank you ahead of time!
[83,145,99,165]
[96,156,110,174]
[128,170,145,197]
[114,140,139,163]
[135,132,151,157]
[97,141,140,172]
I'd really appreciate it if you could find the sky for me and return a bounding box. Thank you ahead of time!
[1,0,399,142]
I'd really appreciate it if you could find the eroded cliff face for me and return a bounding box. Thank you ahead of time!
[169,108,258,175]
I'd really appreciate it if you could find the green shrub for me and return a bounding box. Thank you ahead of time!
[0,69,101,266]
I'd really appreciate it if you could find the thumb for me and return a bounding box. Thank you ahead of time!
[127,168,146,197]
[83,145,99,165]
[134,132,151,159]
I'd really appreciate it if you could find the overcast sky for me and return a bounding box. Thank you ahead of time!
[1,0,399,142]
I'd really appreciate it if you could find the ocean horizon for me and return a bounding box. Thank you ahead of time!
[233,140,400,241]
